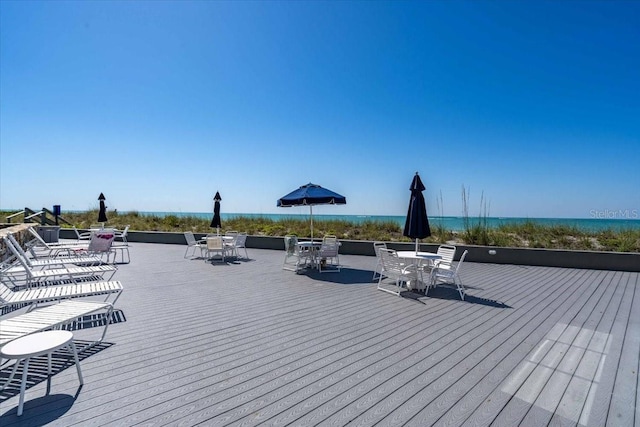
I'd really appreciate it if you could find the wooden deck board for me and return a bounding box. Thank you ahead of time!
[0,242,638,426]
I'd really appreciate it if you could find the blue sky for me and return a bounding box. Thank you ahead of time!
[1,0,638,219]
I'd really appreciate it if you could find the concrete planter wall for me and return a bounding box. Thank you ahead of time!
[58,229,640,272]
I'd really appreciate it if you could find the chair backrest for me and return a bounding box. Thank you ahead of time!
[27,227,52,249]
[284,235,298,255]
[116,225,130,242]
[225,230,239,237]
[235,233,247,247]
[184,232,197,246]
[436,245,457,270]
[2,236,34,277]
[454,250,468,273]
[87,230,115,253]
[319,236,339,256]
[5,233,34,268]
[207,236,223,250]
[373,241,387,258]
[378,248,405,274]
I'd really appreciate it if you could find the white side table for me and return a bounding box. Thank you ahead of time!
[0,330,83,416]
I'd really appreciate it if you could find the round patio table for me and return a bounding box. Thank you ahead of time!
[0,330,83,416]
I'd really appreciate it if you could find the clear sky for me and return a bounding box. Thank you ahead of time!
[1,0,638,219]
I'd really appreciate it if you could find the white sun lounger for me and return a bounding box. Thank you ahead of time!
[0,279,123,309]
[0,300,114,350]
[2,236,117,287]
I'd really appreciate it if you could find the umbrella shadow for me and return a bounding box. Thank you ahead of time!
[305,268,374,285]
[424,286,511,308]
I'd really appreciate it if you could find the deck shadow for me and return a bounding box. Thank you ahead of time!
[424,286,511,308]
[0,392,79,425]
[305,268,374,285]
[0,342,112,402]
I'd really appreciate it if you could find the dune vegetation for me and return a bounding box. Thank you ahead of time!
[2,210,638,253]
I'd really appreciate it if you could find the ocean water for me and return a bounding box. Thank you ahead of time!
[136,211,640,232]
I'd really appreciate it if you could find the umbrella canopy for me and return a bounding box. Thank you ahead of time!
[277,183,346,240]
[210,191,222,230]
[97,193,108,223]
[403,172,431,252]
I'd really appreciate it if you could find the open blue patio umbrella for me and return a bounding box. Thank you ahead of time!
[403,172,431,253]
[277,183,346,241]
[210,191,222,234]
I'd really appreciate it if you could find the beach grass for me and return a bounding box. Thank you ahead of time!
[1,210,638,252]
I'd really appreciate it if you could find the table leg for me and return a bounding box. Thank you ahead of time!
[70,342,84,385]
[18,358,29,416]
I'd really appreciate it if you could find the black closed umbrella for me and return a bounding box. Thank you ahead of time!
[210,191,222,234]
[97,193,108,223]
[403,172,431,253]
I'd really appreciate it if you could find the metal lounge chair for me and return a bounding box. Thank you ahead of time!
[0,278,123,311]
[0,299,114,350]
[1,236,117,288]
[3,234,104,269]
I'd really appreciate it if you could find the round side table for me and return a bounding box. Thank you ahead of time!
[0,330,83,416]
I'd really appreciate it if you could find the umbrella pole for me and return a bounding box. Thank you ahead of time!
[310,205,314,242]
[415,239,419,254]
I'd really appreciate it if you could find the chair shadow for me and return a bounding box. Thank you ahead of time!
[423,286,511,308]
[305,268,375,285]
[0,391,80,425]
[0,341,113,403]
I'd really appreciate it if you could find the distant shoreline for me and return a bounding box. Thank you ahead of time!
[125,211,640,232]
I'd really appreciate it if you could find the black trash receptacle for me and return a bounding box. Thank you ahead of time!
[37,226,61,243]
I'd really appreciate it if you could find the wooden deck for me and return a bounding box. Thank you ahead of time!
[1,242,638,426]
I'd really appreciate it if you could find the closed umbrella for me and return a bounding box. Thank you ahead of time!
[210,191,222,235]
[403,172,431,253]
[277,183,346,241]
[97,193,108,224]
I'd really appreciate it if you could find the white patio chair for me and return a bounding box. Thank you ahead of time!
[434,244,456,269]
[318,235,340,273]
[205,236,228,263]
[377,248,421,296]
[429,250,469,300]
[224,233,238,258]
[183,232,205,259]
[372,241,387,281]
[282,235,311,272]
[234,233,249,260]
[111,226,130,264]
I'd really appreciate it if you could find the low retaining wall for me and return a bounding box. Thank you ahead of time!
[57,229,640,272]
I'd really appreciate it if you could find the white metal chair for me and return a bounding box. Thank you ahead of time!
[318,235,340,273]
[429,250,468,300]
[205,236,228,263]
[434,245,456,269]
[111,226,130,264]
[282,235,311,272]
[372,241,387,281]
[234,233,249,260]
[377,248,421,296]
[183,232,205,259]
